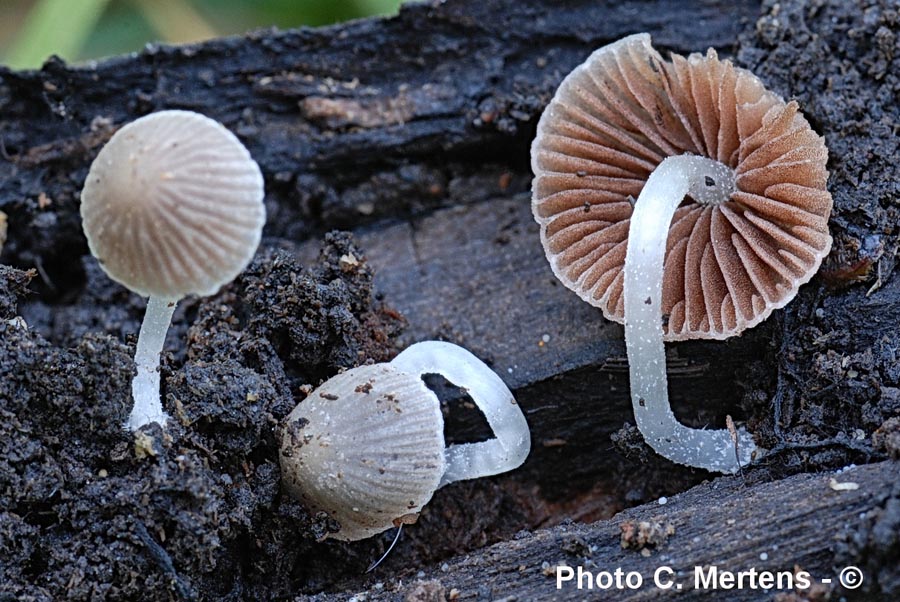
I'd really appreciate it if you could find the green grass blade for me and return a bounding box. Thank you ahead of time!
[131,0,217,44]
[354,0,403,19]
[4,0,112,69]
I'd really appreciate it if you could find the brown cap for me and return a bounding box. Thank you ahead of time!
[81,110,265,299]
[531,34,832,340]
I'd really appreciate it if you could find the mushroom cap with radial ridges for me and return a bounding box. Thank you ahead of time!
[531,34,832,341]
[280,363,446,542]
[81,110,265,299]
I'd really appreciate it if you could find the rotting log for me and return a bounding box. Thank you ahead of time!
[298,461,900,601]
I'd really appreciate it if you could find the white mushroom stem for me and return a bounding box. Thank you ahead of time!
[390,341,531,486]
[625,154,757,473]
[127,295,177,431]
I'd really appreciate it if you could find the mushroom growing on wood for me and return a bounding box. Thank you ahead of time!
[279,341,531,541]
[531,34,832,473]
[81,110,265,431]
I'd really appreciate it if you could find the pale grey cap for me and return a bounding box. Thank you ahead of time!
[81,110,265,299]
[280,363,446,541]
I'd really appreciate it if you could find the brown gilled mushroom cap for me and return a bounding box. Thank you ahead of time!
[81,110,265,299]
[531,34,832,341]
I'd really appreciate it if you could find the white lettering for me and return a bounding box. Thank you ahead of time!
[596,570,613,589]
[695,566,717,589]
[654,566,675,589]
[576,566,593,590]
[794,571,811,590]
[556,566,574,589]
[557,564,807,592]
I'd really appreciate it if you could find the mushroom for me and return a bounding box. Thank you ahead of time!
[80,110,265,431]
[279,341,531,541]
[530,34,832,473]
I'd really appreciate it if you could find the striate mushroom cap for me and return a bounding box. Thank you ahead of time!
[280,363,446,542]
[81,110,265,299]
[531,34,832,341]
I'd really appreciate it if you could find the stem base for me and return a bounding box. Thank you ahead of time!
[127,295,177,431]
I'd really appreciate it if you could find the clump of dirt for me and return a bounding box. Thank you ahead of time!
[0,233,421,600]
[0,263,34,319]
[619,519,675,552]
[401,579,448,602]
[873,417,900,459]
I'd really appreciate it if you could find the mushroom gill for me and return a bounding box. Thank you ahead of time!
[531,33,832,341]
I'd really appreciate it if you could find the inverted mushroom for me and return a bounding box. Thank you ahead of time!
[81,110,265,431]
[531,34,832,473]
[280,341,531,541]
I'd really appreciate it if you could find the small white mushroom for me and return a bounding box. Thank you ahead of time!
[279,341,531,541]
[80,110,265,431]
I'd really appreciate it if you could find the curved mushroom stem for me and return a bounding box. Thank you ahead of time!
[625,155,757,473]
[390,341,531,487]
[127,295,177,431]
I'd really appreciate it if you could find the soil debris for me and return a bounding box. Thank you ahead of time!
[0,233,407,599]
[619,520,675,552]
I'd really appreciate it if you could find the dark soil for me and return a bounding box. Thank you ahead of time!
[0,0,899,600]
[734,0,900,468]
[1,234,403,600]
